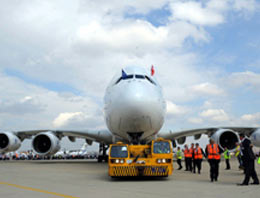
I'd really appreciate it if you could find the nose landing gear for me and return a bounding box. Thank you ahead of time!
[127,132,144,145]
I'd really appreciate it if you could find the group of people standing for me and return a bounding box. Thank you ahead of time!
[175,140,227,182]
[175,134,260,185]
[176,142,206,175]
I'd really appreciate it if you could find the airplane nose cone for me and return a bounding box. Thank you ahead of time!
[118,83,161,113]
[112,82,165,133]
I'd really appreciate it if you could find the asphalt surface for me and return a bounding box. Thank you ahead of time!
[0,159,260,198]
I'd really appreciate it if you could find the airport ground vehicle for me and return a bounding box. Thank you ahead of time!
[108,138,173,177]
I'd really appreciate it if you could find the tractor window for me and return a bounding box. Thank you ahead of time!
[153,141,171,154]
[110,146,128,158]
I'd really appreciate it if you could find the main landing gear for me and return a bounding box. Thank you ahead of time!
[98,143,109,163]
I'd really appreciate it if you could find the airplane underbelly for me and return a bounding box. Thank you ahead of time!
[108,113,163,141]
[119,116,152,133]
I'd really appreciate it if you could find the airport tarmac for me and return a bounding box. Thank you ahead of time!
[0,159,260,198]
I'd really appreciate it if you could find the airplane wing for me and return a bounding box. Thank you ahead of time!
[158,127,259,150]
[2,126,259,154]
[0,129,115,154]
[14,129,114,144]
[159,128,218,140]
[159,127,258,140]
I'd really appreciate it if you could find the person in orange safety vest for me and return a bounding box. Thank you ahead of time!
[205,139,221,182]
[183,144,192,171]
[190,143,196,173]
[194,143,205,174]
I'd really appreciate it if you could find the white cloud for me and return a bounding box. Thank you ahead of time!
[0,71,104,130]
[169,0,260,27]
[188,117,203,124]
[200,109,230,122]
[238,112,260,127]
[207,0,230,11]
[20,96,33,103]
[0,95,45,115]
[76,20,169,55]
[229,71,260,91]
[190,82,224,96]
[233,0,258,13]
[203,101,213,109]
[170,1,225,26]
[166,100,189,116]
[53,112,83,128]
[53,111,103,129]
[74,19,210,58]
[241,112,260,122]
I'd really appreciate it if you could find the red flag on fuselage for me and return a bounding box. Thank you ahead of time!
[151,65,155,76]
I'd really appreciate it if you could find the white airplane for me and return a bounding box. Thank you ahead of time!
[1,66,260,162]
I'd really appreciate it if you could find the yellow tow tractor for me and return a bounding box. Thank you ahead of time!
[108,138,173,177]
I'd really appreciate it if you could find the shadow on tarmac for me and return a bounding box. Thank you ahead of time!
[108,176,169,182]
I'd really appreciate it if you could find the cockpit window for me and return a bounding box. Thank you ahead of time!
[115,74,134,84]
[123,74,134,80]
[115,73,156,85]
[135,74,145,79]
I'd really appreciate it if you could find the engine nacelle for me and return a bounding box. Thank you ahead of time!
[32,132,60,156]
[177,136,186,144]
[250,129,260,147]
[211,129,239,151]
[0,132,21,153]
[86,139,93,146]
[68,136,76,142]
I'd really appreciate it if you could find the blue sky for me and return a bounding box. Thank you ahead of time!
[4,68,81,95]
[0,0,260,150]
[125,5,172,27]
[200,12,260,73]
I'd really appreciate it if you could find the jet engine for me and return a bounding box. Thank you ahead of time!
[210,129,239,151]
[177,136,186,144]
[32,132,60,156]
[86,139,93,145]
[250,129,260,147]
[0,132,21,153]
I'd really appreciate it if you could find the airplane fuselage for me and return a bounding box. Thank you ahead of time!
[104,66,166,143]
